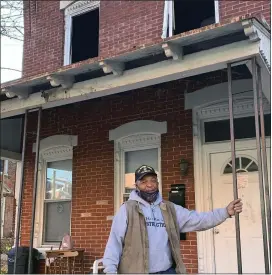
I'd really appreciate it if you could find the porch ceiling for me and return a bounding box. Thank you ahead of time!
[0,15,270,119]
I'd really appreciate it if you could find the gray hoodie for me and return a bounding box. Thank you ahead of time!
[103,190,229,273]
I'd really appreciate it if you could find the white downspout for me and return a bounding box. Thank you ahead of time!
[168,0,173,37]
[161,0,169,39]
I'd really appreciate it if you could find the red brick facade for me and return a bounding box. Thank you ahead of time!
[22,1,270,78]
[219,1,271,24]
[19,66,247,272]
[19,0,270,273]
[21,79,198,273]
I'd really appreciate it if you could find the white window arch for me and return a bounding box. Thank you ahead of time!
[109,120,167,212]
[33,135,77,250]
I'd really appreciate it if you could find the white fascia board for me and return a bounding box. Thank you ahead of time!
[1,40,260,119]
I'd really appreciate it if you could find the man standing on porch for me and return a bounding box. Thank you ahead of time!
[103,165,243,274]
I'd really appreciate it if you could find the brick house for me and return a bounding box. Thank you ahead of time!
[0,1,270,274]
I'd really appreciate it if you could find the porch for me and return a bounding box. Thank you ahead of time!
[0,15,270,274]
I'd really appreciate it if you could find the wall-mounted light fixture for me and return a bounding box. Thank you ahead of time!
[180,159,189,176]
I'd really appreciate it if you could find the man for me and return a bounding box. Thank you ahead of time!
[103,165,243,274]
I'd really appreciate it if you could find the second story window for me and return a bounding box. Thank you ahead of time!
[174,0,216,35]
[164,0,218,37]
[64,1,100,65]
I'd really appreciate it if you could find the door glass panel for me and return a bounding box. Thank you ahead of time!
[223,157,258,174]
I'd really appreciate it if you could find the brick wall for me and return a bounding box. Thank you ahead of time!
[22,0,270,78]
[22,0,164,77]
[219,1,271,24]
[20,79,198,273]
[99,1,163,58]
[22,1,64,77]
[18,67,250,273]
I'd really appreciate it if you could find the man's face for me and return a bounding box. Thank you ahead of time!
[136,174,159,192]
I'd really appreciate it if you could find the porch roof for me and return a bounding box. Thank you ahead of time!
[0,15,270,102]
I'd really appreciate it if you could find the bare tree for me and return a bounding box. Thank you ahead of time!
[1,1,23,41]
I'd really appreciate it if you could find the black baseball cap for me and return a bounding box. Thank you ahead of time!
[135,165,157,182]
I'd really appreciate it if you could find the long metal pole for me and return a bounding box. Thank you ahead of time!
[0,160,4,271]
[252,57,270,274]
[257,65,271,258]
[227,63,243,274]
[27,107,42,274]
[13,110,28,274]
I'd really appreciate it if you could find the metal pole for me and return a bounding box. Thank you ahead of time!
[252,57,270,274]
[257,65,271,257]
[13,110,28,274]
[27,107,42,274]
[227,63,243,274]
[0,160,4,271]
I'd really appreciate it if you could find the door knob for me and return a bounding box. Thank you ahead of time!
[214,228,220,234]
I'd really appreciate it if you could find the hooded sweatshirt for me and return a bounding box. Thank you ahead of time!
[103,190,229,273]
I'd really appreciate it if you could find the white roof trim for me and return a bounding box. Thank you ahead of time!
[1,40,260,119]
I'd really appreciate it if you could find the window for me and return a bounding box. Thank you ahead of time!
[174,0,215,35]
[123,148,159,201]
[33,135,77,248]
[4,160,8,174]
[43,160,72,243]
[223,157,258,174]
[204,114,271,143]
[64,1,100,65]
[0,160,8,175]
[109,120,167,211]
[0,160,3,174]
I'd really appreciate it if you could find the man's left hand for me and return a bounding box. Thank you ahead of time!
[227,199,243,217]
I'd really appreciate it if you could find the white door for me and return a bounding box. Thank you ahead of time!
[210,147,270,273]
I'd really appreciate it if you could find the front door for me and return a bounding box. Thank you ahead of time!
[210,146,270,273]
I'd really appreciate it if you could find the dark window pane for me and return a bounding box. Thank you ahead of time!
[241,157,252,169]
[205,115,271,142]
[229,158,239,170]
[224,164,232,174]
[247,162,258,172]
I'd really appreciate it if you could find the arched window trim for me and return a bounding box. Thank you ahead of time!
[221,155,258,175]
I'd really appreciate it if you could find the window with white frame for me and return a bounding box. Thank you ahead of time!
[162,0,219,38]
[63,1,100,65]
[33,135,77,247]
[43,159,72,243]
[109,120,167,211]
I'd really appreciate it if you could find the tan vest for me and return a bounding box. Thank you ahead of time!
[118,200,187,274]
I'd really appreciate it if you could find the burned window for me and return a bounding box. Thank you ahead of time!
[71,8,99,64]
[174,0,215,35]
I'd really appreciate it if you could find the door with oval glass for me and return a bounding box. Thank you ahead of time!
[210,147,270,273]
